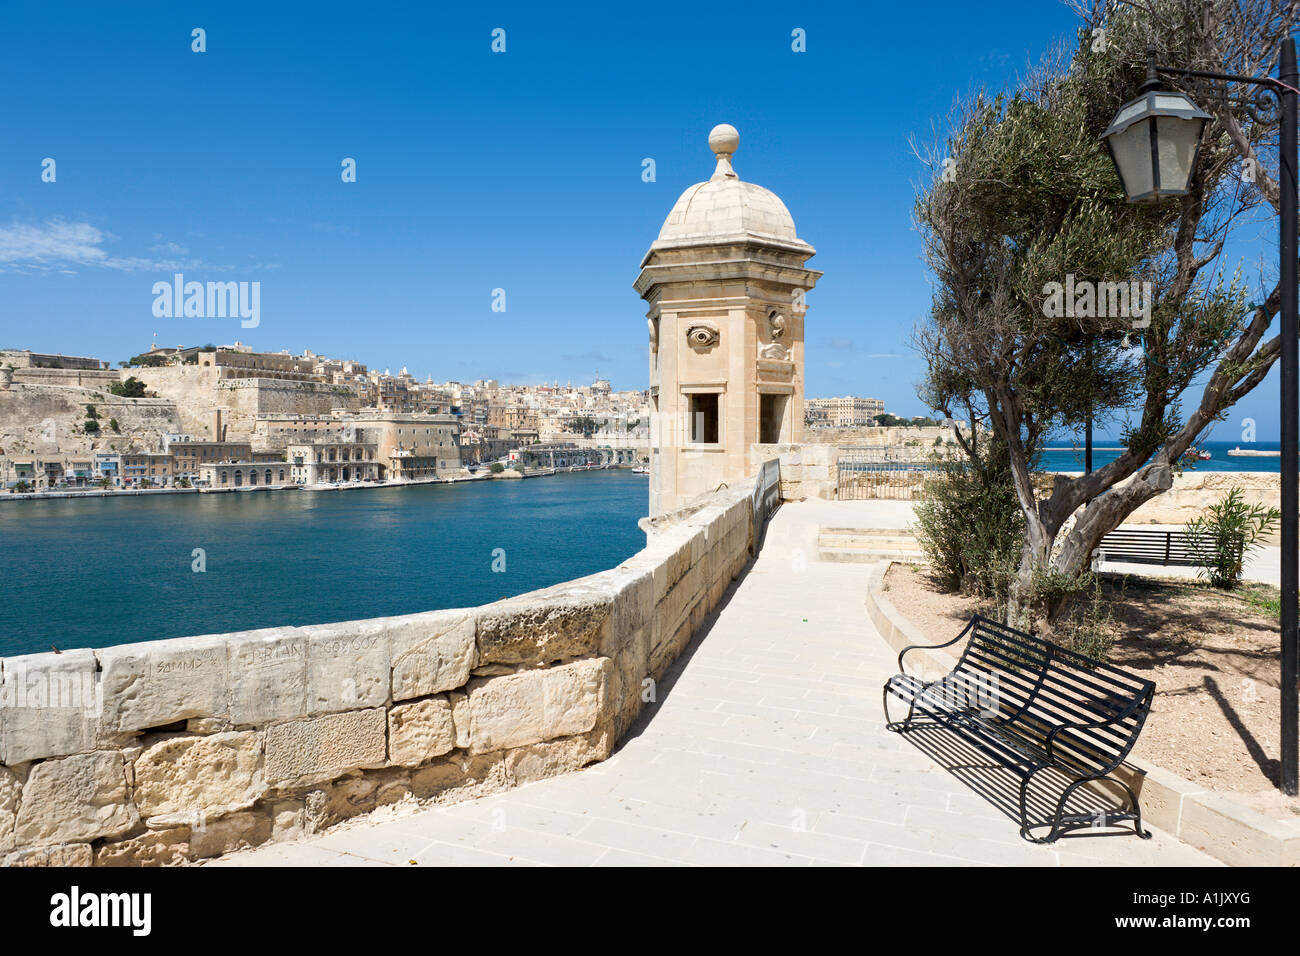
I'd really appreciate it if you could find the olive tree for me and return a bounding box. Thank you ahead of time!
[914,0,1296,629]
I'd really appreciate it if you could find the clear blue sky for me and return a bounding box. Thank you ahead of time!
[0,0,1284,440]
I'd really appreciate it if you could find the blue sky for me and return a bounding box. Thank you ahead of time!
[0,0,1285,440]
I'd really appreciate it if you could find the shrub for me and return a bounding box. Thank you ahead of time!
[83,419,100,434]
[489,462,505,474]
[85,404,98,419]
[14,481,31,494]
[1186,487,1280,589]
[913,437,1024,597]
[109,417,120,433]
[109,377,146,398]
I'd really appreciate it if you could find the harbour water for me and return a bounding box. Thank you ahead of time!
[0,471,648,657]
[1040,439,1285,473]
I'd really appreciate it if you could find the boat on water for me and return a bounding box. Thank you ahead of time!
[631,465,649,475]
[1227,446,1282,457]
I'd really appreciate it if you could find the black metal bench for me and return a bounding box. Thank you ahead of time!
[1095,527,1224,567]
[882,614,1155,843]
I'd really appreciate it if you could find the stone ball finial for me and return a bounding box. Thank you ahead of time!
[708,124,740,158]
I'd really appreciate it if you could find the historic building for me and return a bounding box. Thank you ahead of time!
[635,124,821,516]
[286,441,380,484]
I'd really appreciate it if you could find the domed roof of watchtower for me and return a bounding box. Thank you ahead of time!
[649,125,814,256]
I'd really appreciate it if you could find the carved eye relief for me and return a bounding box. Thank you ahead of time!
[686,323,720,348]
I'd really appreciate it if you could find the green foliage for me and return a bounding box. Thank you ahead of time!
[913,438,1024,595]
[97,476,112,489]
[83,419,100,434]
[563,416,602,436]
[85,404,98,419]
[14,481,31,494]
[489,462,505,474]
[109,377,147,398]
[127,353,166,368]
[1058,576,1116,662]
[109,417,120,433]
[1186,487,1280,589]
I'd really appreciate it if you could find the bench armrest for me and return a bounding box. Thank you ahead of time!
[1044,695,1147,762]
[897,617,976,673]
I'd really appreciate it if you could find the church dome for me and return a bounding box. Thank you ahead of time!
[652,125,807,250]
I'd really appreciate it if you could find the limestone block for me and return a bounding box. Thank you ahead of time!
[303,619,391,715]
[271,799,306,841]
[13,751,137,847]
[98,634,229,733]
[0,766,20,852]
[4,843,93,867]
[409,751,507,803]
[504,727,613,786]
[265,708,387,787]
[226,627,308,725]
[304,774,382,830]
[190,809,273,860]
[388,696,456,767]
[132,731,266,822]
[389,610,477,701]
[94,827,191,867]
[604,568,654,657]
[449,691,471,749]
[466,657,610,754]
[475,582,613,666]
[1179,791,1298,866]
[0,649,101,764]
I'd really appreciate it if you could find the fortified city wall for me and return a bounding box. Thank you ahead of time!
[0,383,182,456]
[131,367,360,440]
[9,368,121,390]
[0,475,761,865]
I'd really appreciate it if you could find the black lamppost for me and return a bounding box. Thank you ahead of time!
[1101,41,1299,795]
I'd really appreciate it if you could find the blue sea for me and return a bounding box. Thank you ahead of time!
[1040,439,1284,473]
[0,471,649,657]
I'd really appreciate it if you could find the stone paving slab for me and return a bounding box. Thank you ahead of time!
[214,501,1217,867]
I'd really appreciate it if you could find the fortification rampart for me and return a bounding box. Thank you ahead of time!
[0,384,182,456]
[131,367,360,441]
[0,477,759,865]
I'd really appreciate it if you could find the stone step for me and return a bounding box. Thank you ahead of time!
[818,531,917,549]
[816,547,924,564]
[816,535,920,548]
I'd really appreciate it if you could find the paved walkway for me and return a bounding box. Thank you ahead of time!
[216,500,1215,867]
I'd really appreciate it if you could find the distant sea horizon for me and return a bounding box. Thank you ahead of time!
[1040,439,1284,473]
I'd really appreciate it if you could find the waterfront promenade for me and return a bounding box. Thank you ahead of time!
[215,499,1214,867]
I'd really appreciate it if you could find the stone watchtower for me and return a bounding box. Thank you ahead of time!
[635,124,821,517]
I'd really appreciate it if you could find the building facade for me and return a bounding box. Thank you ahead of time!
[286,441,380,484]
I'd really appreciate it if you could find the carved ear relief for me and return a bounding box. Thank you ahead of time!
[767,309,787,340]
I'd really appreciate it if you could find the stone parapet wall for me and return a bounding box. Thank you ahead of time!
[754,443,1281,527]
[752,443,838,500]
[0,480,759,865]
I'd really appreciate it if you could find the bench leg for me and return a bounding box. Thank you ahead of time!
[1110,777,1153,841]
[1021,772,1153,844]
[881,682,917,732]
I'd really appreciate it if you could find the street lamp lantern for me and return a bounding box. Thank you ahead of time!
[1101,72,1210,202]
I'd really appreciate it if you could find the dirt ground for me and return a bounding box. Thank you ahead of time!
[882,561,1300,821]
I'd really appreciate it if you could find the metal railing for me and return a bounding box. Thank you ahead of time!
[752,458,781,551]
[835,446,946,500]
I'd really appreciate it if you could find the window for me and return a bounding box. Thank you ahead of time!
[760,393,788,444]
[688,393,719,444]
